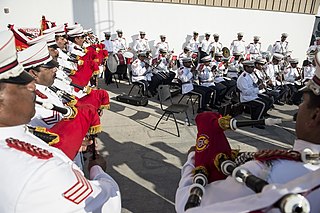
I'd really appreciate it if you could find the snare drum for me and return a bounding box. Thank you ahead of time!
[114,53,126,65]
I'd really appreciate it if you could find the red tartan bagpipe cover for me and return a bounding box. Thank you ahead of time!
[94,43,109,65]
[48,104,101,160]
[76,89,110,111]
[69,48,100,88]
[7,24,30,51]
[194,111,234,183]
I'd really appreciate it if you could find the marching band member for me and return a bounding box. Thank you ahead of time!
[187,31,200,54]
[197,56,227,108]
[246,36,261,60]
[303,59,316,83]
[212,52,237,99]
[178,46,191,68]
[178,57,212,113]
[67,25,86,57]
[176,53,320,212]
[208,33,223,55]
[148,48,175,96]
[0,30,121,213]
[199,32,212,59]
[103,32,114,54]
[230,32,246,55]
[113,29,128,53]
[307,37,320,58]
[133,31,150,54]
[154,34,170,56]
[272,33,290,56]
[265,53,288,105]
[237,60,273,128]
[131,51,153,97]
[283,58,301,105]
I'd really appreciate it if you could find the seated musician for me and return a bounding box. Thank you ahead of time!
[177,57,212,113]
[148,48,176,96]
[0,30,121,213]
[264,53,289,105]
[175,53,320,212]
[237,60,273,129]
[197,56,227,108]
[283,58,302,105]
[131,51,153,97]
[178,46,191,68]
[212,52,237,99]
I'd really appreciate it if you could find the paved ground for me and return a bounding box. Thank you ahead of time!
[95,78,298,213]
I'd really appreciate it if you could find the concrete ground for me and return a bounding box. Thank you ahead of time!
[95,78,298,213]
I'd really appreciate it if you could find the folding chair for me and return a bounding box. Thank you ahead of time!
[154,85,190,137]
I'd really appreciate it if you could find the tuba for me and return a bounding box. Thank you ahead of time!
[222,47,230,58]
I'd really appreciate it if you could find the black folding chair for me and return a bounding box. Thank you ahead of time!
[154,85,190,137]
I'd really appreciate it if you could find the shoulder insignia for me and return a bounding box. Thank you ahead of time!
[250,43,253,44]
[243,73,246,77]
[63,168,93,204]
[179,66,184,70]
[6,138,53,160]
[136,38,139,40]
[35,89,48,99]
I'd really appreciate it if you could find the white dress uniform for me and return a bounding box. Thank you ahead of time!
[265,63,281,86]
[187,38,200,53]
[133,38,150,53]
[237,71,259,102]
[303,65,316,82]
[200,39,212,55]
[230,39,246,54]
[197,64,215,87]
[283,66,300,85]
[131,58,152,81]
[247,42,261,59]
[178,52,190,66]
[154,41,169,56]
[154,56,169,73]
[272,41,289,55]
[68,42,85,57]
[0,125,121,213]
[175,139,320,213]
[212,61,226,83]
[113,37,127,53]
[30,84,65,129]
[208,41,223,54]
[57,48,79,71]
[103,39,114,53]
[178,66,194,94]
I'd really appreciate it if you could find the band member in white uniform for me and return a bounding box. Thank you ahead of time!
[230,32,246,55]
[154,35,170,57]
[272,33,290,56]
[246,36,261,60]
[199,32,212,59]
[133,31,150,54]
[208,33,223,56]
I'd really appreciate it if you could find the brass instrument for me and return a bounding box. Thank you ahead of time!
[222,47,230,58]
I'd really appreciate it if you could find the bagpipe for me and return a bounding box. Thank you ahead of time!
[55,76,91,94]
[185,112,318,213]
[36,100,76,119]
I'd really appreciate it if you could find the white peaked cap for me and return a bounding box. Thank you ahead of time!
[27,32,56,46]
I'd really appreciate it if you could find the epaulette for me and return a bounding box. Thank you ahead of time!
[243,73,246,77]
[136,38,139,40]
[250,43,254,44]
[179,66,184,70]
[6,137,53,160]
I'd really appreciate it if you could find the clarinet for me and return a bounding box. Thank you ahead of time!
[36,100,74,118]
[220,160,310,213]
[55,77,90,94]
[48,86,75,103]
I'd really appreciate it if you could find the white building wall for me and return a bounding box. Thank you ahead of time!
[0,0,317,63]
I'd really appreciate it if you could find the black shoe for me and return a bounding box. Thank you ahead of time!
[254,124,265,129]
[263,113,271,117]
[274,101,285,106]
